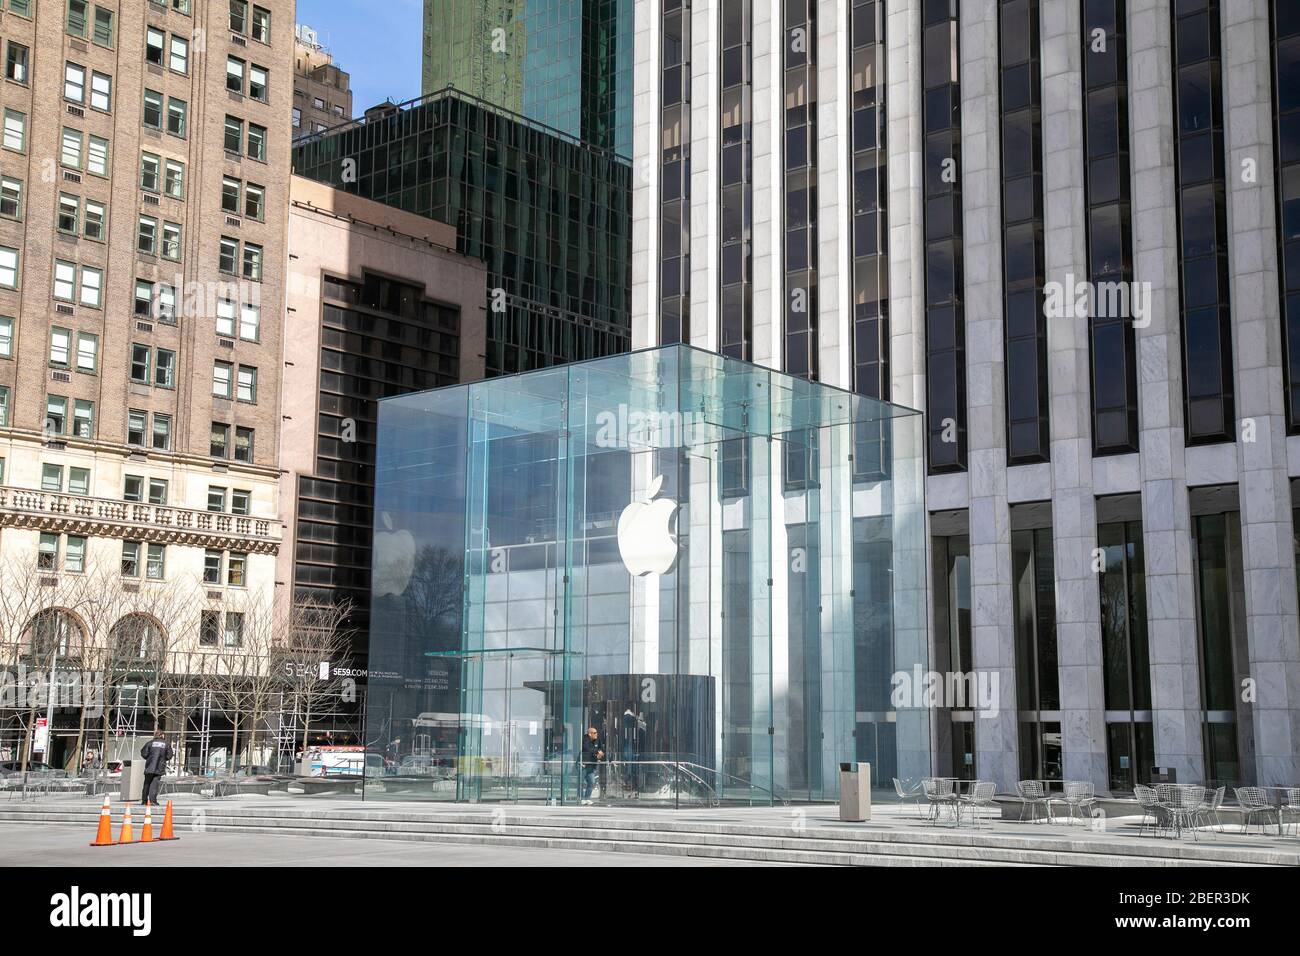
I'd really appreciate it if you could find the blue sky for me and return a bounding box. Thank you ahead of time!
[297,0,424,114]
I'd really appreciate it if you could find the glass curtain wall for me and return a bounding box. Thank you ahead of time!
[660,0,691,344]
[1012,507,1061,786]
[1273,1,1300,430]
[1096,504,1153,792]
[365,344,928,805]
[720,0,753,360]
[999,0,1050,464]
[1171,0,1234,444]
[922,0,966,473]
[1082,0,1139,454]
[783,0,818,379]
[931,530,975,780]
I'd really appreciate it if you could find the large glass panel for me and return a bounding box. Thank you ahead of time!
[1192,510,1241,785]
[365,345,928,805]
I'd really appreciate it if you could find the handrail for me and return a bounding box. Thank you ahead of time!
[607,758,790,807]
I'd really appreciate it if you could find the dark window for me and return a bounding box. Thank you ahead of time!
[718,0,752,360]
[847,2,889,421]
[1273,4,1300,431]
[1172,0,1233,444]
[1000,0,1049,464]
[923,3,965,472]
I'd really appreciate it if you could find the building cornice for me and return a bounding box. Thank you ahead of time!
[0,488,281,555]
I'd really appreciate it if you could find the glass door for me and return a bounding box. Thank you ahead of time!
[447,648,570,803]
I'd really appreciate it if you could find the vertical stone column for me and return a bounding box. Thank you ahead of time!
[690,0,720,352]
[628,453,662,673]
[1221,1,1300,786]
[893,409,934,783]
[748,435,775,788]
[768,439,791,790]
[816,0,852,389]
[886,0,936,775]
[820,422,858,789]
[1041,0,1108,789]
[751,0,781,368]
[1128,0,1204,782]
[886,0,926,413]
[631,0,659,349]
[962,0,1020,791]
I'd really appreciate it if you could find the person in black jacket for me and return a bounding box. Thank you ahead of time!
[139,729,172,806]
[579,726,604,805]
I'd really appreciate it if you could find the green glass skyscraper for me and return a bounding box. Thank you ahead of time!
[422,0,632,158]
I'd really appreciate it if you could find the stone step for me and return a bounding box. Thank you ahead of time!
[0,804,1281,867]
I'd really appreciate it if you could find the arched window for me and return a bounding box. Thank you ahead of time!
[110,614,164,662]
[25,608,84,660]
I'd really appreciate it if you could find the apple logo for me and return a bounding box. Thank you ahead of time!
[617,475,679,576]
[372,512,416,597]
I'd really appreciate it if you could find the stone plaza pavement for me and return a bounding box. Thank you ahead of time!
[1,793,1297,866]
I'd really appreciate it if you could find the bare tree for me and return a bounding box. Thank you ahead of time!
[200,592,283,774]
[60,557,130,774]
[280,596,356,763]
[200,631,256,774]
[11,564,90,773]
[124,574,202,733]
[240,594,285,772]
[0,557,55,767]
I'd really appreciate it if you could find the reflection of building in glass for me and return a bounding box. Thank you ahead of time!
[365,345,928,805]
[421,0,633,158]
[292,90,631,378]
[293,23,353,139]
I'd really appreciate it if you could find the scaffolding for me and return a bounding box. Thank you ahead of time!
[0,644,365,774]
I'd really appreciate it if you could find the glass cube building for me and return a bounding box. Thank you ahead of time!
[292,89,631,377]
[365,345,929,805]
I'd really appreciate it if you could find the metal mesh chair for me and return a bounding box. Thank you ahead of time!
[1060,781,1098,826]
[1195,786,1226,837]
[921,777,956,826]
[958,781,997,829]
[1016,779,1051,823]
[1283,788,1300,837]
[1154,783,1204,839]
[1134,784,1162,836]
[1154,783,1181,835]
[1177,785,1206,841]
[893,777,924,819]
[1234,787,1277,836]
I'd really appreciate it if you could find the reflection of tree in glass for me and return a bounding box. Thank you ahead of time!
[1098,550,1129,705]
[403,546,463,653]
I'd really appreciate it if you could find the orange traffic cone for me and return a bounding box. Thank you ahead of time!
[139,804,154,843]
[158,800,178,841]
[116,803,134,844]
[90,795,114,847]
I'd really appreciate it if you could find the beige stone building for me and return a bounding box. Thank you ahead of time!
[0,0,296,766]
[281,176,486,670]
[291,23,350,138]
